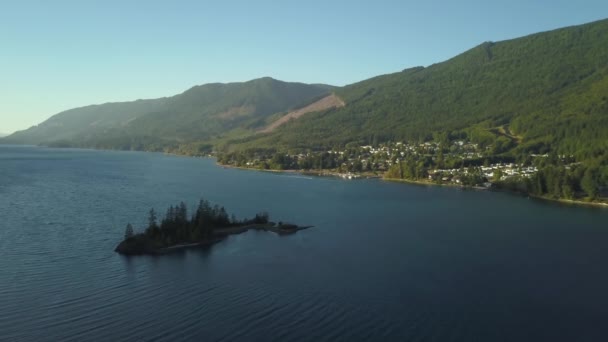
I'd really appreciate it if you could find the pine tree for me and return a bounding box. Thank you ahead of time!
[178,202,188,223]
[148,208,158,230]
[124,223,134,240]
[581,168,598,199]
[164,205,175,229]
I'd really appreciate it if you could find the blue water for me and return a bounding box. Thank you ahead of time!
[1,145,608,341]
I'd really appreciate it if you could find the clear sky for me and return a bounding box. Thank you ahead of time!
[1,0,607,134]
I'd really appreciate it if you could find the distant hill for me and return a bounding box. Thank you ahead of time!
[234,19,608,160]
[3,78,334,150]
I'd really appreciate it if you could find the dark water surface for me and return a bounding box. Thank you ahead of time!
[1,145,608,341]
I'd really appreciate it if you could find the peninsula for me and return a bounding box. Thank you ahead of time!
[115,199,311,256]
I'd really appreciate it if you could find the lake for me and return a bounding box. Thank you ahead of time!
[1,145,608,341]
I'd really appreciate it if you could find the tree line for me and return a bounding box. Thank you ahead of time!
[123,199,270,247]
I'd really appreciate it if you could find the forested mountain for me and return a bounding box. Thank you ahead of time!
[5,98,170,145]
[3,78,333,149]
[235,19,608,160]
[4,19,608,162]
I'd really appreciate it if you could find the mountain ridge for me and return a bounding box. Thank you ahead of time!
[3,18,608,163]
[3,77,334,147]
[233,18,608,159]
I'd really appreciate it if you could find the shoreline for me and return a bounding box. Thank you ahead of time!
[16,145,607,209]
[221,163,608,209]
[383,177,467,189]
[217,163,301,174]
[217,162,382,179]
[518,192,608,208]
[384,177,608,208]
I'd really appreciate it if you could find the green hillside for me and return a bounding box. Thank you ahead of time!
[4,98,170,145]
[235,19,608,160]
[4,78,332,150]
[4,19,608,163]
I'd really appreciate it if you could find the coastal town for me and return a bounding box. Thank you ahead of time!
[217,139,546,187]
[218,140,608,204]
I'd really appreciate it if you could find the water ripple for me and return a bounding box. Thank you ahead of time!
[2,146,608,341]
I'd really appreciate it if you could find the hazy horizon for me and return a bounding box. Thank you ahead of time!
[2,0,608,134]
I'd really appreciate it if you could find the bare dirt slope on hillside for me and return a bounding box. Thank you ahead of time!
[260,94,345,133]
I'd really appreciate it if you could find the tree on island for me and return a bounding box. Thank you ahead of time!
[148,208,158,229]
[123,198,272,249]
[124,223,134,240]
[114,197,312,256]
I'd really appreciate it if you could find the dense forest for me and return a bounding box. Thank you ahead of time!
[232,19,608,161]
[496,157,608,201]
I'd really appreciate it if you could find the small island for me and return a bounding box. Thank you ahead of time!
[115,199,312,256]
